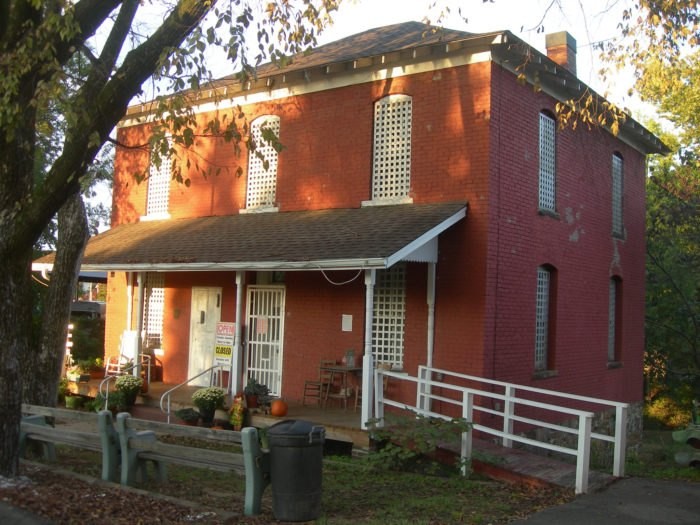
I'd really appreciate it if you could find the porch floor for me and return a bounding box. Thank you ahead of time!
[68,378,615,493]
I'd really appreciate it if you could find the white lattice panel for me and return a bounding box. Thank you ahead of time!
[146,147,171,217]
[534,266,550,370]
[246,116,280,209]
[143,273,164,349]
[372,265,406,368]
[538,112,556,211]
[372,95,412,201]
[612,154,624,236]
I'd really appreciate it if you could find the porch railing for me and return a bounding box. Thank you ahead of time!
[98,355,152,410]
[374,365,629,495]
[159,365,228,423]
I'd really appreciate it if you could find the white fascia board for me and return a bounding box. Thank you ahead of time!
[386,207,466,268]
[73,258,391,273]
[118,52,492,129]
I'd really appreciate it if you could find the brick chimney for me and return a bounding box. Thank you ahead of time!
[545,31,576,76]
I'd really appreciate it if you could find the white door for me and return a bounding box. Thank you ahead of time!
[246,286,285,396]
[188,287,222,386]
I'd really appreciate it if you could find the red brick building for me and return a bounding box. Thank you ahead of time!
[38,23,666,426]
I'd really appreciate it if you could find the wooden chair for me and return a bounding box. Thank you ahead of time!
[355,362,392,411]
[302,360,335,406]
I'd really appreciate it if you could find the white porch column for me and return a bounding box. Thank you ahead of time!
[135,272,145,377]
[361,269,376,430]
[126,272,134,330]
[422,262,436,412]
[231,271,245,395]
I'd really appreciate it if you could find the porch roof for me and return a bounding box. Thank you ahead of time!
[34,202,467,273]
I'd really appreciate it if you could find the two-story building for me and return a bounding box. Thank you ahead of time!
[35,22,666,429]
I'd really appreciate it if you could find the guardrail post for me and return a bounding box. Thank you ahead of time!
[461,391,474,476]
[613,404,628,477]
[374,367,385,425]
[575,413,592,494]
[503,385,515,448]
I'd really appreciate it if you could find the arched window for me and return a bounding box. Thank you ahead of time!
[538,111,556,212]
[371,94,413,202]
[535,264,557,371]
[246,115,281,211]
[145,141,171,219]
[611,153,624,237]
[608,276,623,363]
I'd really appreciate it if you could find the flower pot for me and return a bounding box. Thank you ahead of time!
[246,394,259,408]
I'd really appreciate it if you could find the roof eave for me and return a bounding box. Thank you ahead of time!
[491,31,669,156]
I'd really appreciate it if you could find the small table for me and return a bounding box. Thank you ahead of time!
[320,365,362,409]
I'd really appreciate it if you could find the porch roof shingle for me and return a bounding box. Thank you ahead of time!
[35,202,467,272]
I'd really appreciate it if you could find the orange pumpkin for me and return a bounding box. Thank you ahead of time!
[270,399,288,417]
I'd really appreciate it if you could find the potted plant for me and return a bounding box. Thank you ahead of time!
[191,386,226,425]
[174,407,201,426]
[114,374,143,408]
[244,378,269,409]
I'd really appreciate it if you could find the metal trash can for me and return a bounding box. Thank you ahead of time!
[267,419,325,522]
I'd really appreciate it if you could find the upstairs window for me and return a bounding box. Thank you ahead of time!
[538,111,556,212]
[246,115,280,211]
[612,153,624,237]
[535,265,556,372]
[145,142,171,219]
[372,264,406,369]
[371,94,412,203]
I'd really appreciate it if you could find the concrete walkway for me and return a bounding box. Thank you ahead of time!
[512,477,700,524]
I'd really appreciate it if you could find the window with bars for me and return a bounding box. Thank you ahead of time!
[246,115,280,210]
[143,273,165,351]
[608,277,622,362]
[538,112,556,212]
[534,265,555,371]
[146,144,171,218]
[372,265,406,368]
[612,153,624,237]
[371,95,412,202]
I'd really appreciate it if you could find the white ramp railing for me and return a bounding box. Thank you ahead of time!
[373,365,628,495]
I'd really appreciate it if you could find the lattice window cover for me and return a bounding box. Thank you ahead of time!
[612,154,624,236]
[146,145,171,217]
[608,278,618,361]
[538,112,556,211]
[534,266,550,370]
[246,116,280,209]
[372,95,412,201]
[372,265,406,368]
[143,273,164,350]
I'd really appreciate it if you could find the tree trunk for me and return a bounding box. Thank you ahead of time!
[0,250,32,476]
[23,193,89,406]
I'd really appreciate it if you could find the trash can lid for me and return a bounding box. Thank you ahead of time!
[268,419,325,442]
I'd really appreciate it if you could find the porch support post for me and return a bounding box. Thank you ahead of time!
[361,269,376,430]
[231,271,245,395]
[134,272,145,377]
[126,272,133,331]
[423,262,436,412]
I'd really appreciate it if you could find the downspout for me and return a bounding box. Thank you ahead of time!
[231,271,245,395]
[361,269,376,430]
[135,272,145,378]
